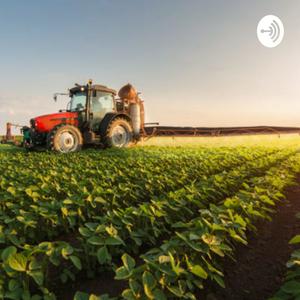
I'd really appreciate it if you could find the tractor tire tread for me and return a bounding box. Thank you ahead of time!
[103,117,133,148]
[47,124,83,152]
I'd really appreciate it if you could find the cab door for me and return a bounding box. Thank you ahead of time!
[90,91,115,131]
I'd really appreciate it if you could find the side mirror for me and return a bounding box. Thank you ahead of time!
[53,92,68,102]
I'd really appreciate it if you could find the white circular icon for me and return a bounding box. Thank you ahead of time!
[257,15,284,48]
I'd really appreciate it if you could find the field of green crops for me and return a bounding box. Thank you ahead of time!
[1,136,300,300]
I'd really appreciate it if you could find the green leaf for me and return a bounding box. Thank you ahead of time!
[290,235,300,245]
[49,255,60,266]
[38,241,52,251]
[7,186,16,196]
[122,289,136,300]
[169,252,185,275]
[1,246,17,261]
[152,289,167,300]
[229,230,248,245]
[105,225,118,237]
[29,258,42,271]
[97,294,113,300]
[87,236,104,246]
[105,236,124,246]
[212,274,225,288]
[74,292,89,300]
[85,223,99,231]
[89,295,101,300]
[8,253,27,272]
[115,266,131,280]
[70,256,82,270]
[281,280,300,294]
[122,254,135,271]
[79,227,92,237]
[63,199,73,205]
[129,279,141,296]
[97,246,111,264]
[61,207,68,216]
[61,245,74,258]
[167,285,184,297]
[190,264,208,279]
[201,234,220,246]
[4,290,23,300]
[193,279,204,289]
[28,270,44,286]
[142,271,156,298]
[211,245,225,257]
[8,279,19,291]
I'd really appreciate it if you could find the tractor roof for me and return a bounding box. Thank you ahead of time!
[70,84,117,95]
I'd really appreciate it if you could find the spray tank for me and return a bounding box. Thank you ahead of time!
[118,84,144,136]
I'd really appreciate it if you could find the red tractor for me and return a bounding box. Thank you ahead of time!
[22,80,145,152]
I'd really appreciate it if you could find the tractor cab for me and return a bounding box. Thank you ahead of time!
[23,81,144,152]
[68,83,118,131]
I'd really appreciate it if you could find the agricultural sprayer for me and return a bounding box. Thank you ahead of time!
[20,80,300,153]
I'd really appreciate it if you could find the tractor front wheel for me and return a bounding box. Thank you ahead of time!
[104,118,133,148]
[47,125,83,153]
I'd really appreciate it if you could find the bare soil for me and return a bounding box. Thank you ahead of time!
[200,178,300,300]
[57,179,300,300]
[56,271,126,299]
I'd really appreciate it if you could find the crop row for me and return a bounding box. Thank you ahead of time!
[114,153,300,300]
[0,147,276,245]
[270,220,300,300]
[0,147,298,299]
[76,152,300,300]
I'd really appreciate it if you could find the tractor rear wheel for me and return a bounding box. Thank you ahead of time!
[104,118,133,148]
[47,125,83,153]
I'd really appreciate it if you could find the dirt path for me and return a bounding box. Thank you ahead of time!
[201,179,300,300]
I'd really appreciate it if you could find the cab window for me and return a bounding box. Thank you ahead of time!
[70,92,86,111]
[91,92,114,113]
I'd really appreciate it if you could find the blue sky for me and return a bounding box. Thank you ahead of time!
[1,0,300,133]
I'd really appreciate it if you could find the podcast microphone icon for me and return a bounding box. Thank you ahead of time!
[260,20,280,42]
[257,15,284,48]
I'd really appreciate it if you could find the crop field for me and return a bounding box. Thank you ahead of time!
[1,136,300,300]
